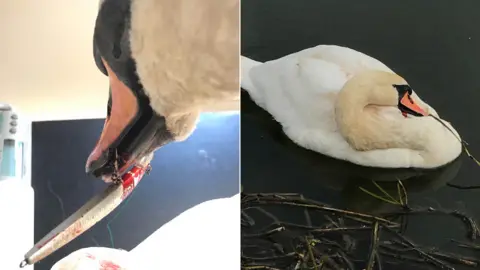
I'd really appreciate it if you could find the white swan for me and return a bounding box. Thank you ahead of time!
[241,45,462,168]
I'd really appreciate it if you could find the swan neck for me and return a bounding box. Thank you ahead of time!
[335,82,372,119]
[335,83,422,151]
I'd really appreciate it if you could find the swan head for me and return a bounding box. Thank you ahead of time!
[86,0,194,180]
[393,84,428,117]
[341,71,428,117]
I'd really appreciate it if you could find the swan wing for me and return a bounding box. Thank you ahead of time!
[241,52,350,129]
[302,45,394,75]
[242,49,350,96]
[242,45,394,99]
[241,45,386,129]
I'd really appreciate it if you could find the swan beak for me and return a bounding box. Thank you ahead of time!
[87,0,175,182]
[86,58,173,182]
[399,92,428,117]
[85,61,139,180]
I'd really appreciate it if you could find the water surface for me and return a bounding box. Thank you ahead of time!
[241,1,480,269]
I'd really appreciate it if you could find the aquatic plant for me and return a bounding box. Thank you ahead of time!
[241,187,480,270]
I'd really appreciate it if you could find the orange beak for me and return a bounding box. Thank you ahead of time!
[399,92,428,117]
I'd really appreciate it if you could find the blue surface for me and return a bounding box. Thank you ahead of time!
[1,140,17,178]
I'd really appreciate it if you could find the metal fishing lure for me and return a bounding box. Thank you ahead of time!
[19,154,153,268]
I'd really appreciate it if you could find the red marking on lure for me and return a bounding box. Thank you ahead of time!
[72,222,83,235]
[121,165,147,199]
[99,260,121,270]
[36,232,59,248]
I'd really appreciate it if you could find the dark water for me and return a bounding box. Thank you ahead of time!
[241,1,480,269]
[32,113,239,269]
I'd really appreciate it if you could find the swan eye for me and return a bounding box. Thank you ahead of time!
[392,84,413,96]
[406,86,413,95]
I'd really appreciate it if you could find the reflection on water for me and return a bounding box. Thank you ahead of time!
[302,153,463,215]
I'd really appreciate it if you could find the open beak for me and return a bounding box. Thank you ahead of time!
[86,57,173,182]
[89,0,175,181]
[88,0,178,182]
[86,60,144,182]
[399,92,428,117]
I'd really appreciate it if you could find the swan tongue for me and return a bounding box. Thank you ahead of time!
[399,93,428,117]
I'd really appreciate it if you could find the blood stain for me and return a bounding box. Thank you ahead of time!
[85,253,96,260]
[100,260,121,270]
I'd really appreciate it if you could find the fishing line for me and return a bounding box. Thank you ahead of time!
[106,183,139,248]
[429,114,480,190]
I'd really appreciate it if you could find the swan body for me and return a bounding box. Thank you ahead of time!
[50,194,240,270]
[241,45,461,168]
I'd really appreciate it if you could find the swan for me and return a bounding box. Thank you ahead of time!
[87,0,239,181]
[241,45,462,168]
